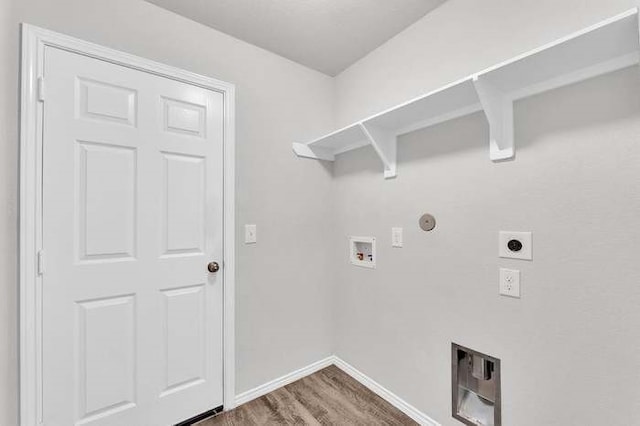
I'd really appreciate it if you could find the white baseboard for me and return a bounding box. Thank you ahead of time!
[235,356,334,406]
[332,356,440,426]
[235,355,439,426]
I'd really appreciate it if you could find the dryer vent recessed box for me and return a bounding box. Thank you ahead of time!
[452,343,501,426]
[350,236,376,269]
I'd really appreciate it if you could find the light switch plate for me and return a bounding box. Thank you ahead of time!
[499,268,521,298]
[245,224,257,244]
[499,231,532,260]
[392,227,403,248]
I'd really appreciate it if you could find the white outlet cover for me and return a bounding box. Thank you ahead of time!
[499,268,521,298]
[499,231,532,260]
[245,224,257,244]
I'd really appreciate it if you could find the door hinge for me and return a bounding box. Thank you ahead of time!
[37,250,45,275]
[37,77,45,102]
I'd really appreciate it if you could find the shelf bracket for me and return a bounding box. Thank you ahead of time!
[292,142,335,162]
[473,76,515,161]
[360,122,397,178]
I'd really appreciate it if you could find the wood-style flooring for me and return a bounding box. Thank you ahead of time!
[196,365,417,425]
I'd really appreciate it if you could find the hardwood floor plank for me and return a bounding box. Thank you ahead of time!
[196,366,417,426]
[199,395,284,425]
[286,373,370,425]
[317,366,417,425]
[262,388,321,425]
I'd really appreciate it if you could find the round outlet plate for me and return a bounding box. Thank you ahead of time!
[419,213,436,231]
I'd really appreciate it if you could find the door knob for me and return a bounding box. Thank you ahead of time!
[207,261,220,273]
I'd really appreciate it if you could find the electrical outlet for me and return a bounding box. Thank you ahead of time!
[392,227,403,248]
[499,231,532,260]
[499,268,521,298]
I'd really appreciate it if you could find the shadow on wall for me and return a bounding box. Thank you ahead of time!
[333,65,640,178]
[516,65,640,148]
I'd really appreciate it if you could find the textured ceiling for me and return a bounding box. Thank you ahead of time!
[146,0,447,76]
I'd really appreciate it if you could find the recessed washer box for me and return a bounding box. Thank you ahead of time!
[350,236,376,269]
[452,343,501,426]
[499,231,532,260]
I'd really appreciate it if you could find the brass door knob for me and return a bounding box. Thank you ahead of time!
[207,261,220,273]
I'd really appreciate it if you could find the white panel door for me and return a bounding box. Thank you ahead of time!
[42,46,224,426]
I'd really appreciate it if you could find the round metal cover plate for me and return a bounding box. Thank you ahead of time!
[419,213,436,231]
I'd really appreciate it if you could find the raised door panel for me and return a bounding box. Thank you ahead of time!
[77,78,137,127]
[77,295,136,424]
[160,285,206,397]
[77,141,137,262]
[162,97,206,138]
[161,153,205,257]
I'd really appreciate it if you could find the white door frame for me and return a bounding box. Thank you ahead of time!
[19,24,236,426]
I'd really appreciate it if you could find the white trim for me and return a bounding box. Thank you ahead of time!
[235,357,335,406]
[19,24,236,425]
[222,69,237,412]
[333,357,440,426]
[234,356,440,426]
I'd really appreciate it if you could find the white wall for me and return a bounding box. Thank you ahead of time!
[0,0,336,423]
[332,0,640,425]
